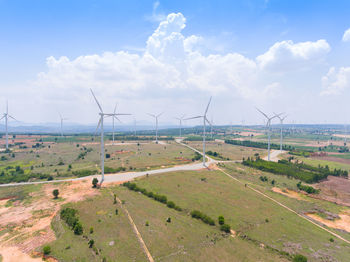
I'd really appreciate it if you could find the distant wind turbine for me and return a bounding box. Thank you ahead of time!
[274,112,287,151]
[59,113,68,137]
[111,103,131,142]
[0,101,18,150]
[256,108,279,161]
[90,89,128,185]
[185,97,212,167]
[175,114,186,137]
[148,112,163,143]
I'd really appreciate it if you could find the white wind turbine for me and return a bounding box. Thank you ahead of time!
[1,101,17,150]
[90,89,129,185]
[274,112,287,151]
[175,114,186,137]
[59,113,68,137]
[148,112,163,143]
[256,108,279,161]
[111,103,131,143]
[185,97,212,167]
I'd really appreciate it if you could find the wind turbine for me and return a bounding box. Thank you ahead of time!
[111,103,131,143]
[274,112,287,151]
[59,113,68,137]
[148,112,163,143]
[175,114,186,137]
[185,97,212,167]
[256,108,279,161]
[0,101,17,150]
[90,89,129,185]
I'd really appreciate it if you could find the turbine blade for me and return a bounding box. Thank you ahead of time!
[0,115,5,121]
[115,113,132,116]
[205,117,212,126]
[94,118,102,136]
[204,97,212,115]
[255,107,268,119]
[90,89,103,113]
[157,112,164,118]
[8,115,18,121]
[114,116,122,123]
[184,116,202,120]
[148,113,156,118]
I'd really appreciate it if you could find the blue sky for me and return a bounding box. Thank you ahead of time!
[1,0,350,125]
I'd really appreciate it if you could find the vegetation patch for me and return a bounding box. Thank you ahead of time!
[225,139,294,151]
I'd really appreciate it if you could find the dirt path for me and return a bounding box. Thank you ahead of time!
[111,192,154,262]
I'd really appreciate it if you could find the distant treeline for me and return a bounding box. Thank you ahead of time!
[242,158,348,183]
[225,139,294,151]
[0,171,53,184]
[184,136,214,141]
[107,135,174,141]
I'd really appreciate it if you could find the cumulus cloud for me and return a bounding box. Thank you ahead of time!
[343,28,350,42]
[257,39,330,71]
[321,67,350,95]
[32,12,333,123]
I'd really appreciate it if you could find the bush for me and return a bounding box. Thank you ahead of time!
[218,216,225,225]
[74,222,83,235]
[166,201,175,208]
[115,208,118,215]
[166,217,171,223]
[293,254,307,262]
[88,239,94,248]
[145,221,149,226]
[220,224,231,233]
[43,245,51,255]
[92,178,99,188]
[90,227,94,234]
[52,189,59,199]
[190,210,215,226]
[329,238,334,242]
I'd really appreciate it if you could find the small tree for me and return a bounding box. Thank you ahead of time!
[113,194,117,204]
[90,227,94,234]
[92,178,99,188]
[43,245,51,255]
[53,189,59,199]
[166,217,171,223]
[115,208,118,215]
[218,215,225,225]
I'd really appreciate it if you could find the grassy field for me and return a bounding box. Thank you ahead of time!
[46,169,350,261]
[186,141,267,160]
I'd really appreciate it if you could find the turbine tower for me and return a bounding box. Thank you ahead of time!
[111,103,131,143]
[185,97,212,167]
[59,113,68,137]
[91,89,128,185]
[256,108,279,161]
[175,114,186,137]
[148,112,163,143]
[274,112,287,151]
[1,101,17,150]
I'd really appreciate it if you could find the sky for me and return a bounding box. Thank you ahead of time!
[1,0,350,126]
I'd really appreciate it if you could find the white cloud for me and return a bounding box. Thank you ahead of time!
[257,39,330,71]
[321,67,350,95]
[31,12,333,124]
[343,28,350,42]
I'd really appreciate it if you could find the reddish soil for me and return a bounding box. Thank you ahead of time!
[272,187,305,201]
[313,176,350,207]
[0,180,99,261]
[306,211,350,233]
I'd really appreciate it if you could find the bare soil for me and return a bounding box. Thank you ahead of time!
[313,176,350,207]
[272,187,305,201]
[306,212,350,233]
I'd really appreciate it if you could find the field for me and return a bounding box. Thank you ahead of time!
[186,141,267,160]
[0,136,197,184]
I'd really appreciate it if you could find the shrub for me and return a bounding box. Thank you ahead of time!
[166,217,171,223]
[74,222,83,235]
[218,216,225,225]
[145,221,149,226]
[92,178,99,188]
[191,210,215,226]
[166,201,175,208]
[220,224,231,233]
[329,238,334,242]
[43,245,51,255]
[293,254,307,262]
[88,239,94,248]
[90,227,94,234]
[115,208,118,215]
[52,189,59,199]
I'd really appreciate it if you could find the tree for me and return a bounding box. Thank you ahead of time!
[218,216,225,225]
[43,245,51,255]
[92,178,99,188]
[88,239,94,248]
[115,208,118,215]
[53,189,59,199]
